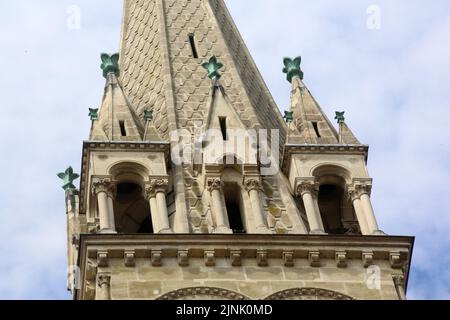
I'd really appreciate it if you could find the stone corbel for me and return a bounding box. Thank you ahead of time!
[204,250,216,267]
[151,250,162,267]
[178,250,189,267]
[124,250,136,267]
[389,251,404,269]
[230,250,242,267]
[283,251,295,267]
[309,250,321,267]
[257,249,268,267]
[362,251,374,268]
[335,251,348,268]
[393,275,407,300]
[97,250,109,268]
[97,273,111,288]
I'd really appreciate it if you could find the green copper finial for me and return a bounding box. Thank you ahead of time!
[202,56,224,80]
[89,108,99,121]
[100,53,120,78]
[57,167,80,191]
[335,111,345,124]
[144,109,153,122]
[284,110,294,123]
[282,56,304,83]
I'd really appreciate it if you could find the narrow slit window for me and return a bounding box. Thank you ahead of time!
[312,121,321,138]
[219,117,228,141]
[119,120,127,137]
[189,34,199,59]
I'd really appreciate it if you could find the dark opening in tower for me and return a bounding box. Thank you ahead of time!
[114,182,153,234]
[223,182,246,234]
[317,183,361,235]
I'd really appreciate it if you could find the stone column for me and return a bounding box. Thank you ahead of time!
[354,182,384,235]
[348,186,370,235]
[96,273,111,300]
[92,178,117,234]
[244,178,272,234]
[145,177,172,234]
[296,181,326,234]
[393,276,407,300]
[207,178,232,234]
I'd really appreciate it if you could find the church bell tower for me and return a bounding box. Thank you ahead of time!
[61,0,413,300]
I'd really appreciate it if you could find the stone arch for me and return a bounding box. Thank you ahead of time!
[156,287,250,301]
[264,288,354,300]
[311,163,352,185]
[108,161,152,234]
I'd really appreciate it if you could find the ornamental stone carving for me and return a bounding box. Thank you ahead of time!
[348,180,373,199]
[295,180,319,198]
[206,178,223,192]
[243,178,262,192]
[97,273,111,288]
[264,288,354,300]
[145,177,169,198]
[157,287,248,301]
[91,178,116,199]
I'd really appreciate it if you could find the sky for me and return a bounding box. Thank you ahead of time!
[0,0,449,300]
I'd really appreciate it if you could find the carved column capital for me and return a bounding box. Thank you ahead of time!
[243,178,262,192]
[97,273,111,288]
[348,179,373,199]
[295,179,319,198]
[91,177,116,199]
[206,177,223,192]
[145,176,169,199]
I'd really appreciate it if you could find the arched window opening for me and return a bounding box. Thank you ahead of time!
[114,182,153,234]
[223,182,246,234]
[318,183,360,235]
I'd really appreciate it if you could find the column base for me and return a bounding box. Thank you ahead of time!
[309,229,327,235]
[157,228,174,234]
[371,230,386,236]
[98,228,117,234]
[213,227,233,234]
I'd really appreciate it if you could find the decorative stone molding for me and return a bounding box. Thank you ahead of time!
[348,179,373,198]
[97,273,111,288]
[295,179,319,198]
[204,250,216,267]
[309,251,321,267]
[335,251,348,268]
[257,249,268,267]
[178,250,189,267]
[230,250,242,267]
[145,176,169,198]
[283,251,295,267]
[157,287,248,301]
[264,288,354,300]
[389,252,404,269]
[362,251,374,268]
[151,250,162,267]
[206,178,223,192]
[91,177,116,199]
[124,250,136,267]
[393,275,407,300]
[97,250,108,268]
[243,178,262,193]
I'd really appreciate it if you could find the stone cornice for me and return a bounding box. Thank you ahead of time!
[75,234,414,300]
[79,141,170,213]
[282,144,369,175]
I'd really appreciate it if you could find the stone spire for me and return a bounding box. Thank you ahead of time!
[90,53,144,141]
[283,57,339,145]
